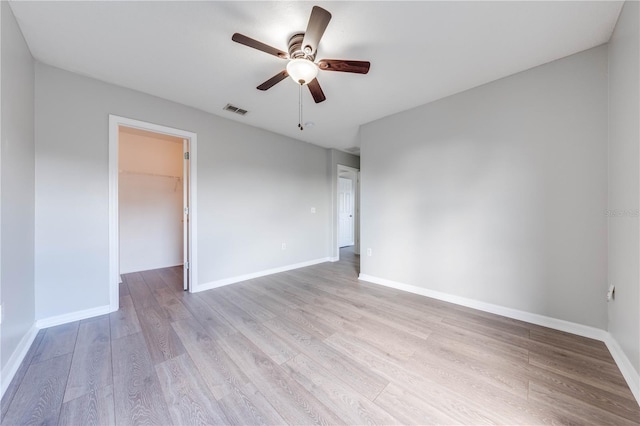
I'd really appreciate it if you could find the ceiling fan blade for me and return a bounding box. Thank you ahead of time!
[301,6,332,57]
[257,70,289,91]
[307,78,326,103]
[232,33,288,59]
[318,59,370,74]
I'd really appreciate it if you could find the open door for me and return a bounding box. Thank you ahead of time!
[338,177,355,247]
[183,139,190,291]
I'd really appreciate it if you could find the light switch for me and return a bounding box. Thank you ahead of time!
[311,207,316,214]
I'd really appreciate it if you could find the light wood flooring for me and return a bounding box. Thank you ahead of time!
[2,247,639,425]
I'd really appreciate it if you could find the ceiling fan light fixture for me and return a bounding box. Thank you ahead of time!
[286,58,318,85]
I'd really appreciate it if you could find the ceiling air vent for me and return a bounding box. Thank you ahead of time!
[223,103,248,116]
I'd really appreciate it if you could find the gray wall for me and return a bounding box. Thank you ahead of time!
[1,2,36,370]
[360,46,608,328]
[35,63,331,319]
[608,0,640,374]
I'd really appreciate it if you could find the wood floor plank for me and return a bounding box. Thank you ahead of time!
[152,287,193,322]
[137,304,187,365]
[119,280,130,297]
[109,295,142,340]
[263,317,389,401]
[284,353,399,425]
[59,385,115,426]
[529,380,639,426]
[529,327,613,362]
[214,287,277,322]
[31,322,79,364]
[126,278,160,311]
[434,320,530,363]
[335,313,428,359]
[123,271,144,284]
[326,332,560,425]
[255,275,312,308]
[216,383,288,426]
[526,362,640,423]
[157,267,183,289]
[63,317,112,402]
[272,305,337,340]
[331,336,471,425]
[155,353,229,425]
[171,318,250,401]
[217,332,344,425]
[529,345,631,397]
[179,293,237,340]
[374,382,474,425]
[442,314,623,378]
[416,331,530,399]
[111,332,171,425]
[140,269,169,292]
[242,278,308,311]
[0,329,45,423]
[442,308,532,338]
[201,291,297,365]
[2,353,72,426]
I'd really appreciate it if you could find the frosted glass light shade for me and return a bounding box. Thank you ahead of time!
[286,58,319,85]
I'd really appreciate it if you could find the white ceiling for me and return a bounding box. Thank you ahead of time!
[9,1,623,152]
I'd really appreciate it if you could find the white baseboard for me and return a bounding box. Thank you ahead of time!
[1,324,39,399]
[603,335,640,403]
[120,262,184,275]
[358,273,640,406]
[35,304,113,329]
[194,257,332,292]
[329,256,339,262]
[358,274,608,340]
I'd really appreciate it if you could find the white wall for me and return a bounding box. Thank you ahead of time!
[119,131,183,274]
[608,0,640,377]
[361,46,608,329]
[34,63,332,319]
[1,1,35,372]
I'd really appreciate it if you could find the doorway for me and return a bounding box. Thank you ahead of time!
[336,164,360,259]
[108,115,197,311]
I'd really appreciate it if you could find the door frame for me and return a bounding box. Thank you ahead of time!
[336,164,360,260]
[108,115,198,311]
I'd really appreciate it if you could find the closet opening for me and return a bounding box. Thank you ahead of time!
[108,115,197,311]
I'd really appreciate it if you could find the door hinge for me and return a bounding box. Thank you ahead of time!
[185,261,190,270]
[184,207,189,215]
[184,152,190,160]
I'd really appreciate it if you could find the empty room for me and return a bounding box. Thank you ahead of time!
[1,1,639,425]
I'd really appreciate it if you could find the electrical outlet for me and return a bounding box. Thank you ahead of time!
[367,248,372,256]
[607,284,615,301]
[310,207,316,214]
[282,243,286,250]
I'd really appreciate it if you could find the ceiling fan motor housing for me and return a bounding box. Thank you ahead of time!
[288,33,315,61]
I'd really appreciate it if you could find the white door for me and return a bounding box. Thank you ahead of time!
[338,177,355,247]
[183,139,190,291]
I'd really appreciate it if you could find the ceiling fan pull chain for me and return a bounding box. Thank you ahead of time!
[298,83,304,131]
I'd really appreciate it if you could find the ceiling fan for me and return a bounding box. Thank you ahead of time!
[231,5,370,104]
